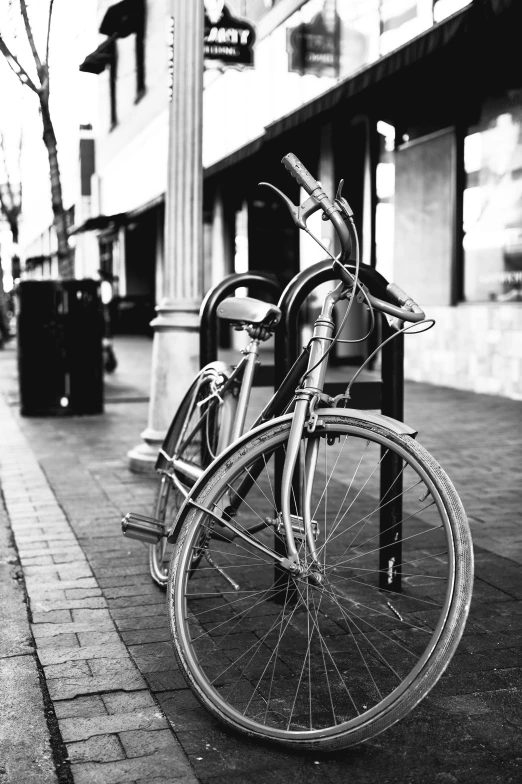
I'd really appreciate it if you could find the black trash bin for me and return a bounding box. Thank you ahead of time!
[17,279,104,416]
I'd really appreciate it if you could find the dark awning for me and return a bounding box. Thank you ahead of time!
[69,213,127,235]
[100,0,144,39]
[79,36,116,74]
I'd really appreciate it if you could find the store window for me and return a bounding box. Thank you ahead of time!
[463,92,522,303]
[433,0,471,24]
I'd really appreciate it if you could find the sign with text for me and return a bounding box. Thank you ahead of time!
[204,2,256,67]
[288,7,341,78]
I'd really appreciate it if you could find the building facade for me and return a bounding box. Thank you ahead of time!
[77,0,521,397]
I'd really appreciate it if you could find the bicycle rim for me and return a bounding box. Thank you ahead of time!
[169,415,473,750]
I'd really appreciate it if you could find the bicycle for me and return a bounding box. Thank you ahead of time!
[126,154,474,750]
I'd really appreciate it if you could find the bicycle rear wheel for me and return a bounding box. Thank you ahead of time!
[149,364,237,586]
[168,413,473,749]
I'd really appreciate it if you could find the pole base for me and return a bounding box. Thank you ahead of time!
[127,441,160,474]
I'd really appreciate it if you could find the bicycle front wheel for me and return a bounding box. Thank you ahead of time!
[168,413,473,750]
[149,364,237,586]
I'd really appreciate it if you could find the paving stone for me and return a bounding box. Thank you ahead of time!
[87,658,142,679]
[59,706,168,742]
[71,751,197,784]
[131,656,176,674]
[156,689,216,733]
[120,627,172,645]
[114,616,169,632]
[47,673,147,700]
[67,734,126,763]
[118,728,179,758]
[474,688,522,728]
[31,597,108,613]
[101,690,156,714]
[54,694,108,719]
[37,633,80,649]
[72,608,113,622]
[44,660,92,680]
[76,631,123,647]
[145,671,187,692]
[32,620,115,638]
[465,713,522,759]
[36,640,126,665]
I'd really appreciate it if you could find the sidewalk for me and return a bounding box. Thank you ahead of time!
[1,335,521,784]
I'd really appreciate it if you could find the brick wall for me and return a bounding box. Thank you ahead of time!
[403,304,522,400]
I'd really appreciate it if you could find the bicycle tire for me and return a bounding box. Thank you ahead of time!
[149,363,238,586]
[168,412,473,750]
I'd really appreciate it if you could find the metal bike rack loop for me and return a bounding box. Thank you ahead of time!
[199,271,281,377]
[198,263,404,593]
[274,260,404,592]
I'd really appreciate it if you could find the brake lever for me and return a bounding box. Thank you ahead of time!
[259,182,322,229]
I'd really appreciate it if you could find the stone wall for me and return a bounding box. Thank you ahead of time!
[403,303,522,400]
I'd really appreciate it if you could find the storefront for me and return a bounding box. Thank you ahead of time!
[203,0,522,398]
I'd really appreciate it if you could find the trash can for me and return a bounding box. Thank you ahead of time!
[17,279,104,416]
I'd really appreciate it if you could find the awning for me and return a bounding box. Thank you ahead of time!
[100,0,144,39]
[79,36,116,75]
[69,213,127,235]
[126,193,165,219]
[69,198,164,235]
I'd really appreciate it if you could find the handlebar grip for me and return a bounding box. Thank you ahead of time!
[282,153,321,196]
[387,283,414,307]
[385,283,425,320]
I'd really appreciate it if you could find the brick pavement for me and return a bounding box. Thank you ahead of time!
[1,336,522,783]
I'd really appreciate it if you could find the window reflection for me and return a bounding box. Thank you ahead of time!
[463,94,522,303]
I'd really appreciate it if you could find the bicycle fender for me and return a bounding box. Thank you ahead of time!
[155,361,235,473]
[314,408,418,437]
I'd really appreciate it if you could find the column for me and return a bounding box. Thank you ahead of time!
[128,0,204,471]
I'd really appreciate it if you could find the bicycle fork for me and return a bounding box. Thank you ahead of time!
[279,282,344,575]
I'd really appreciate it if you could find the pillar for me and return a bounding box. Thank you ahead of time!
[128,0,204,471]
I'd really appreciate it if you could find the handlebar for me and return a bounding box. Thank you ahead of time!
[281,153,353,262]
[281,152,426,326]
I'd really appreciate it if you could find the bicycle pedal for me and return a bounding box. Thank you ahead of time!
[122,513,164,544]
[274,514,319,543]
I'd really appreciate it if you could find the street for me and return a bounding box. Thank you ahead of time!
[1,335,522,784]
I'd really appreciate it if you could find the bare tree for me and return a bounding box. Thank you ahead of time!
[0,0,73,277]
[0,131,22,245]
[0,131,21,346]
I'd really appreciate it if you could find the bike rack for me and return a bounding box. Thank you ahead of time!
[198,263,404,593]
[199,271,281,382]
[274,260,404,592]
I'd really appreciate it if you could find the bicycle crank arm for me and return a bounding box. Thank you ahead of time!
[185,500,300,572]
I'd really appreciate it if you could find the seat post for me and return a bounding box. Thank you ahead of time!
[228,338,260,443]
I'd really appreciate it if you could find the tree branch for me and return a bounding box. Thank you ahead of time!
[0,33,40,93]
[45,0,55,66]
[0,132,18,211]
[19,0,44,79]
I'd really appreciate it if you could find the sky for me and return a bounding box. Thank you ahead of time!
[0,0,98,257]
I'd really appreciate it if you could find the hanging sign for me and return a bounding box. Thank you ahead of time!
[288,6,341,78]
[204,1,256,66]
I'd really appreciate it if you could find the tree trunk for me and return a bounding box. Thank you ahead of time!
[0,254,11,347]
[40,89,73,278]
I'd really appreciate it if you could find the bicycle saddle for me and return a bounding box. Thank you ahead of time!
[217,296,281,328]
